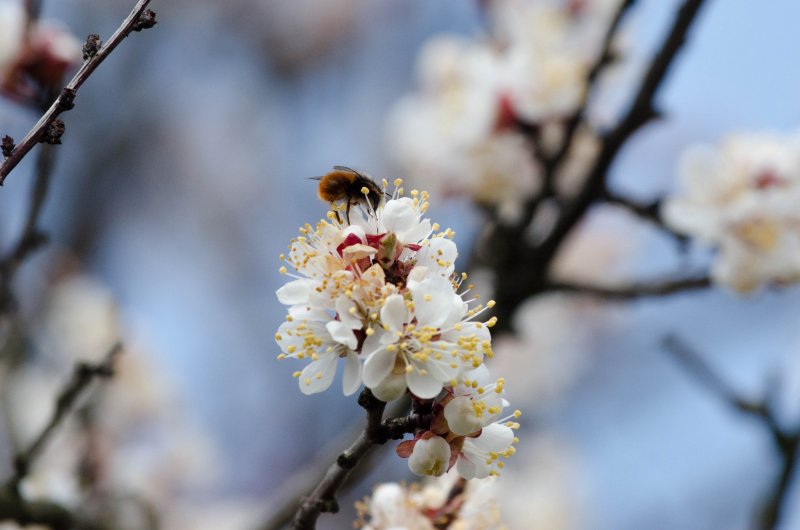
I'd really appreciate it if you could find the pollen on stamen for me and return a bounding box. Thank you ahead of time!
[292,371,301,378]
[360,186,370,195]
[279,266,287,275]
[277,354,286,360]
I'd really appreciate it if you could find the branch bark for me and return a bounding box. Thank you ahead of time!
[547,274,710,300]
[5,343,123,493]
[0,0,157,185]
[289,390,429,530]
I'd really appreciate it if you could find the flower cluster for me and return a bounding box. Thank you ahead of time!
[274,178,520,478]
[663,130,800,292]
[0,1,81,103]
[386,0,624,215]
[356,472,505,530]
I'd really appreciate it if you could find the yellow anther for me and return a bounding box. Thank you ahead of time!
[486,317,498,328]
[365,327,375,336]
[277,354,286,360]
[360,186,370,195]
[487,300,496,308]
[279,266,287,274]
[405,365,413,373]
[393,178,403,186]
[292,371,301,378]
[424,294,432,301]
[513,410,522,418]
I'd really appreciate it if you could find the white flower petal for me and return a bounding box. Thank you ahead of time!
[409,277,455,329]
[363,347,397,388]
[455,451,484,480]
[406,369,444,399]
[444,395,483,436]
[408,436,451,477]
[276,279,318,305]
[371,372,408,402]
[326,320,357,350]
[342,350,362,396]
[382,198,417,235]
[472,423,515,452]
[298,354,338,395]
[381,294,409,334]
[335,297,362,329]
[416,237,458,275]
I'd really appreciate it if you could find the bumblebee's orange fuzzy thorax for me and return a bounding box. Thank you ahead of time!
[317,170,357,203]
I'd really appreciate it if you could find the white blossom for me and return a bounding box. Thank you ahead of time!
[276,183,497,400]
[408,435,452,477]
[663,130,800,291]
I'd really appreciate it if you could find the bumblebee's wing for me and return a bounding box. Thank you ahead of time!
[332,165,361,175]
[308,176,322,181]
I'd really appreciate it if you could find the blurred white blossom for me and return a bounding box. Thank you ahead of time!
[0,0,81,101]
[358,471,505,530]
[663,130,800,291]
[387,0,625,213]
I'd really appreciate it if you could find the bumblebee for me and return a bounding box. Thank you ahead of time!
[312,166,384,223]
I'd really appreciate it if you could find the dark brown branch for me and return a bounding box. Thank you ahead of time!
[488,0,709,333]
[5,343,123,493]
[535,0,708,264]
[547,274,710,300]
[544,0,638,179]
[662,336,800,530]
[0,0,157,185]
[258,398,412,530]
[601,190,689,245]
[289,390,429,530]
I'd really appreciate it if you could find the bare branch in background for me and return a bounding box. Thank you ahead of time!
[4,343,123,493]
[0,0,158,185]
[662,336,800,530]
[484,0,710,332]
[547,274,711,300]
[600,190,688,245]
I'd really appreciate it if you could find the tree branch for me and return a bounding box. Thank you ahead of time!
[662,336,800,530]
[5,343,123,493]
[289,390,429,530]
[547,274,710,300]
[535,0,708,264]
[544,0,638,179]
[0,0,157,185]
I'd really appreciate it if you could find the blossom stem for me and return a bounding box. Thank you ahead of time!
[289,390,431,530]
[0,0,157,185]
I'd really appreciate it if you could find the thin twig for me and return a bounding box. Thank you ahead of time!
[290,390,429,530]
[0,0,157,185]
[5,343,123,493]
[547,274,710,300]
[601,190,688,244]
[662,336,800,530]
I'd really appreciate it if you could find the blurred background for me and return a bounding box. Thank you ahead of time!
[1,0,800,528]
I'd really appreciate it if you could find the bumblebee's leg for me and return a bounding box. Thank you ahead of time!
[345,200,352,224]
